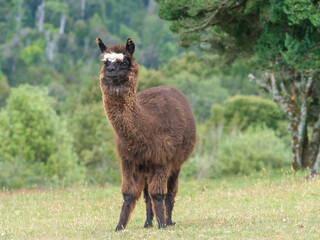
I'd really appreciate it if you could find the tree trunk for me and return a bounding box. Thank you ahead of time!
[81,0,86,19]
[249,71,316,170]
[59,9,66,35]
[313,151,320,170]
[147,0,157,15]
[36,0,45,32]
[307,113,320,167]
[15,0,23,31]
[44,29,59,62]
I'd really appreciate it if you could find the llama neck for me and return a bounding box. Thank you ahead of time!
[102,89,148,140]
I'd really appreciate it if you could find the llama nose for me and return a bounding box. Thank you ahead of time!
[107,64,116,72]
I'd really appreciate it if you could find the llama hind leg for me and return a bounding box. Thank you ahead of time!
[166,168,180,226]
[148,165,169,229]
[143,179,154,228]
[115,161,144,231]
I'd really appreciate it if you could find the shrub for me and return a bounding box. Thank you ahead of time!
[210,127,291,177]
[69,102,120,185]
[0,73,10,107]
[0,85,85,188]
[209,95,285,132]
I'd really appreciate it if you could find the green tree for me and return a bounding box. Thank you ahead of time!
[161,52,230,121]
[0,85,85,188]
[212,127,290,176]
[0,70,10,107]
[68,80,120,185]
[137,66,165,92]
[69,103,120,185]
[212,95,285,132]
[157,0,320,170]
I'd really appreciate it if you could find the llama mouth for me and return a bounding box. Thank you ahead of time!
[106,76,123,86]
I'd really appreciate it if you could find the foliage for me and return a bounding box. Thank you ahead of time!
[137,66,165,92]
[19,40,45,65]
[0,85,85,188]
[157,0,320,170]
[157,0,266,61]
[157,0,320,72]
[210,95,285,132]
[69,101,120,185]
[1,0,312,188]
[211,127,290,177]
[0,0,180,88]
[0,71,10,107]
[253,0,320,72]
[161,52,231,121]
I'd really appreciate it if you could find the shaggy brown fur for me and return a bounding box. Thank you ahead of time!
[96,38,196,231]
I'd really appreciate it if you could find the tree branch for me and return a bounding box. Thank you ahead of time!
[183,0,248,33]
[248,73,272,93]
[184,0,229,33]
[279,76,288,96]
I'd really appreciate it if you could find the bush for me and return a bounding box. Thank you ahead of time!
[210,127,291,177]
[223,95,285,131]
[0,73,10,107]
[69,102,120,185]
[0,85,85,188]
[209,95,285,132]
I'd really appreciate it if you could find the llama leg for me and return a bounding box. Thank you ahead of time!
[143,179,154,228]
[166,168,180,226]
[115,194,137,231]
[151,194,166,229]
[148,165,169,229]
[115,161,144,231]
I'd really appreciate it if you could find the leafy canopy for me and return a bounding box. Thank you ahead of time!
[0,85,85,188]
[157,0,320,74]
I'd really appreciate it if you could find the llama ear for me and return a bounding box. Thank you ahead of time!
[96,38,107,53]
[126,38,135,56]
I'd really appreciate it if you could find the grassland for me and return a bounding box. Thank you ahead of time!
[1,170,319,240]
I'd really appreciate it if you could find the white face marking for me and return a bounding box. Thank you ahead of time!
[101,52,124,62]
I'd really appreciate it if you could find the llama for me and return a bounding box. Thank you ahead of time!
[96,38,196,231]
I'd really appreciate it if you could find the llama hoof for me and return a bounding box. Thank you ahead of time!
[158,223,167,229]
[144,221,153,228]
[166,221,176,226]
[115,225,124,232]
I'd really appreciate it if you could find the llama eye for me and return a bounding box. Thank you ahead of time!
[121,61,129,67]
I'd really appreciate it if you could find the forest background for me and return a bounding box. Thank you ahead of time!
[0,0,315,189]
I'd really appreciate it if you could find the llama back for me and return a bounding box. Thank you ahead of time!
[137,86,196,167]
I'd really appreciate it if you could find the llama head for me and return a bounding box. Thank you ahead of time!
[96,38,138,96]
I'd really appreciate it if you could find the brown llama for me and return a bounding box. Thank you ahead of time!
[96,38,196,231]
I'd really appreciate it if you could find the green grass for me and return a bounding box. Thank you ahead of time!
[1,170,320,239]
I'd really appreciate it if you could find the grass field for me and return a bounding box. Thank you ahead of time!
[1,170,319,240]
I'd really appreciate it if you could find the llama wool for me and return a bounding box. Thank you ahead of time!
[96,38,196,231]
[101,52,124,62]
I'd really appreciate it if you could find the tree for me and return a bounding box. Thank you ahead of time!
[0,71,10,107]
[210,95,285,132]
[157,0,320,170]
[0,85,85,188]
[212,126,290,176]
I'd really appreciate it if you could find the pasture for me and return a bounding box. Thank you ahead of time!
[1,171,319,240]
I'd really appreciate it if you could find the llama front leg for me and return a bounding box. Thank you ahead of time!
[115,194,137,231]
[148,165,169,229]
[115,160,144,231]
[166,169,180,226]
[143,179,154,228]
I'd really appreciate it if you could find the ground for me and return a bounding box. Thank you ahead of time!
[1,170,319,240]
